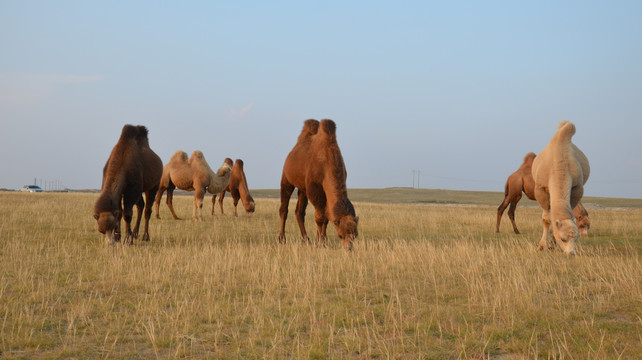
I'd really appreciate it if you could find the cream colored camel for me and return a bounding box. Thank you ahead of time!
[154,150,232,221]
[532,121,590,254]
[496,152,591,235]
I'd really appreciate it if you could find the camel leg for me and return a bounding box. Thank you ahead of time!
[507,193,522,234]
[496,195,511,233]
[154,185,166,219]
[231,189,241,217]
[306,183,327,246]
[212,194,216,215]
[313,207,328,247]
[321,218,329,247]
[142,186,158,242]
[165,185,181,220]
[122,191,139,245]
[193,187,206,221]
[278,182,295,243]
[132,196,144,238]
[212,190,225,215]
[538,210,551,251]
[114,199,123,243]
[295,190,310,244]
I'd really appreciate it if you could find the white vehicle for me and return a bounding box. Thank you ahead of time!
[21,185,44,193]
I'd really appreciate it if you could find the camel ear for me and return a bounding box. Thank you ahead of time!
[333,219,340,226]
[93,214,99,220]
[555,219,562,229]
[355,216,359,224]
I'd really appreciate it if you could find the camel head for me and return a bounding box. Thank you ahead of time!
[243,200,256,216]
[552,218,579,255]
[218,163,232,176]
[94,211,119,245]
[334,215,359,251]
[577,213,590,236]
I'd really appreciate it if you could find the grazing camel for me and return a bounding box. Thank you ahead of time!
[496,152,591,235]
[154,151,232,221]
[532,121,590,254]
[279,119,359,250]
[212,158,256,216]
[93,125,163,245]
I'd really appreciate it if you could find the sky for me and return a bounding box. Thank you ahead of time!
[1,1,641,198]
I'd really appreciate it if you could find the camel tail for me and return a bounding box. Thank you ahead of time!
[318,119,337,138]
[556,121,576,142]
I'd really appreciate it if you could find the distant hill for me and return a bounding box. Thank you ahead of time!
[250,187,642,209]
[9,187,639,209]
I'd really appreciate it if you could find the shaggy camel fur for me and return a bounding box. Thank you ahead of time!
[532,121,590,254]
[93,125,162,245]
[212,158,256,216]
[496,152,591,235]
[154,151,231,221]
[279,119,359,250]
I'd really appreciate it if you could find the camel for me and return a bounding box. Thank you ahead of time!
[93,125,163,245]
[531,121,590,254]
[279,119,359,250]
[212,158,256,217]
[496,152,591,235]
[153,151,232,221]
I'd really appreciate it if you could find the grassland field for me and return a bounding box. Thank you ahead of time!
[1,189,641,359]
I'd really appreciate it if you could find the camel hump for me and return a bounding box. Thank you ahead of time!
[234,159,244,168]
[319,119,336,136]
[523,152,536,163]
[191,150,205,161]
[297,119,320,141]
[120,124,139,140]
[171,150,189,162]
[135,125,149,140]
[224,158,234,167]
[556,121,576,142]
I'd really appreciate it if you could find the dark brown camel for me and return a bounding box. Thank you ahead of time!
[279,119,359,250]
[212,158,255,216]
[496,152,590,235]
[93,125,163,245]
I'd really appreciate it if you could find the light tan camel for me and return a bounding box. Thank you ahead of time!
[279,119,359,250]
[532,121,590,254]
[154,151,232,221]
[496,152,591,235]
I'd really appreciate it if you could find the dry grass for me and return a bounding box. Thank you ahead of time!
[1,192,641,359]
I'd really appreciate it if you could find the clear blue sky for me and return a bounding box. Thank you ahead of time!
[1,1,641,198]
